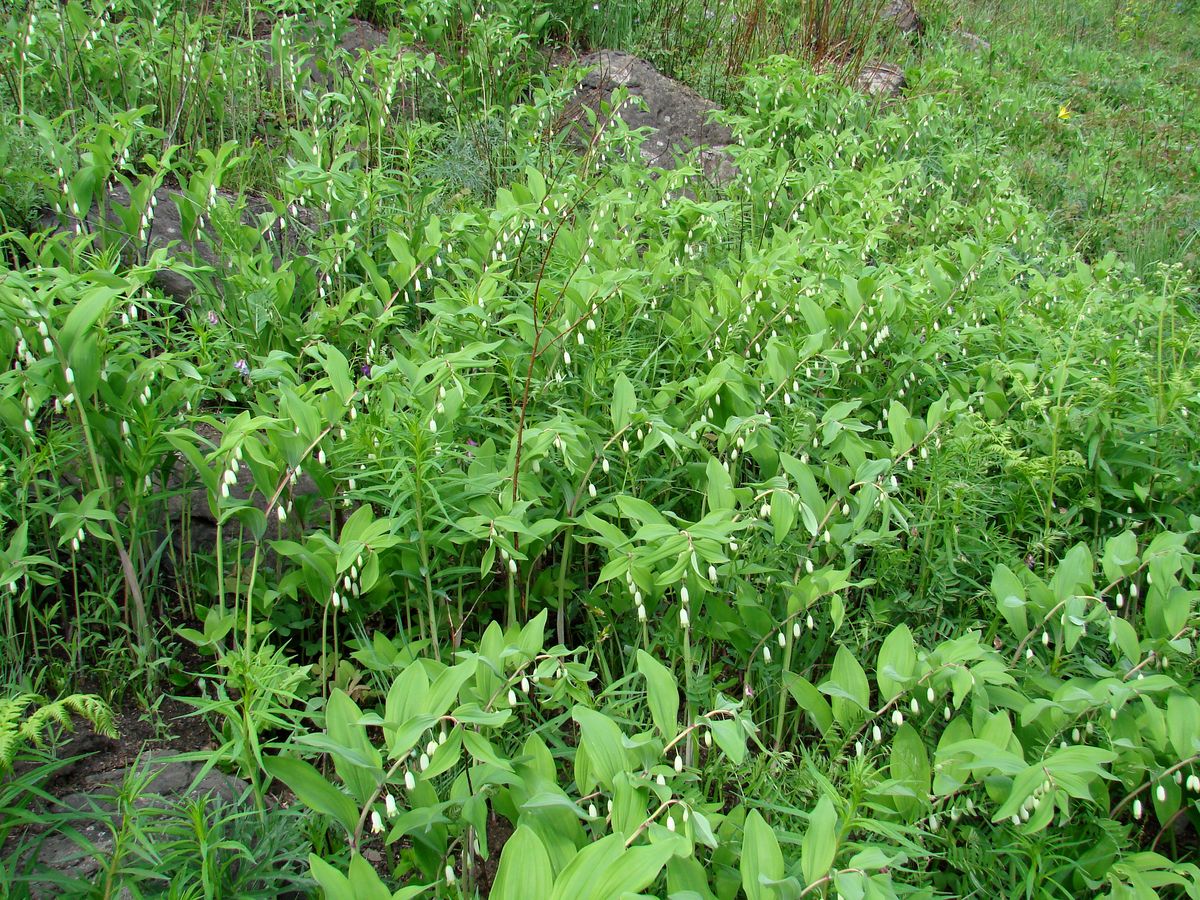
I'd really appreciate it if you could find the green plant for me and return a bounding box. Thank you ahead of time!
[0,692,113,774]
[3,0,1200,894]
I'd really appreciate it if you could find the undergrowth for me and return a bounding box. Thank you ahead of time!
[0,0,1199,896]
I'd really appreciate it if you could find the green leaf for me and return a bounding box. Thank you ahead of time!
[783,672,834,738]
[1167,694,1200,759]
[1102,531,1139,584]
[549,833,624,900]
[326,689,381,805]
[710,718,747,765]
[589,841,677,899]
[636,650,680,741]
[462,729,514,772]
[771,492,796,544]
[890,724,931,822]
[572,706,629,790]
[706,456,735,512]
[991,564,1027,638]
[801,795,838,887]
[876,625,916,702]
[740,810,784,900]
[612,373,636,432]
[822,646,870,729]
[886,401,912,454]
[264,756,359,837]
[491,825,554,900]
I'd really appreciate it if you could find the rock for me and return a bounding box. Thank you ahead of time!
[33,752,250,893]
[856,61,907,98]
[570,50,737,184]
[166,422,324,556]
[881,0,921,35]
[38,184,313,304]
[953,29,991,52]
[258,16,394,90]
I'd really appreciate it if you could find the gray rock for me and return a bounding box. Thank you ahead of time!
[571,50,737,184]
[881,0,921,35]
[166,422,325,555]
[33,753,250,893]
[38,184,313,304]
[856,61,907,98]
[259,16,395,90]
[953,29,991,52]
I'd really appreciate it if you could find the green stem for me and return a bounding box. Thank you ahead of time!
[556,525,575,644]
[773,628,795,752]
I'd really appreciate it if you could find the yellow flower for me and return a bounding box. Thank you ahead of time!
[1058,105,1072,120]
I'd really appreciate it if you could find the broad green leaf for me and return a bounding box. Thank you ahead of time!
[637,650,680,741]
[801,795,838,887]
[326,689,381,805]
[491,825,554,900]
[264,756,358,837]
[1102,530,1139,584]
[890,723,930,822]
[1168,694,1200,759]
[876,625,916,702]
[991,564,1027,639]
[611,771,648,837]
[710,718,747,765]
[572,706,629,790]
[771,492,797,544]
[706,456,735,512]
[612,373,636,431]
[548,833,625,900]
[462,729,514,772]
[783,672,834,738]
[822,646,871,729]
[589,841,677,899]
[740,810,784,900]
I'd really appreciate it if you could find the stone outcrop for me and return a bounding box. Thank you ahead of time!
[882,0,921,35]
[39,184,312,304]
[570,50,737,184]
[31,752,249,890]
[856,60,907,98]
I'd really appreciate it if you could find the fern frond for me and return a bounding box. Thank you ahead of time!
[0,692,115,773]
